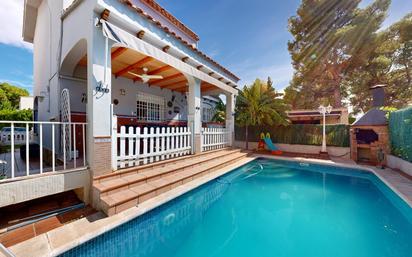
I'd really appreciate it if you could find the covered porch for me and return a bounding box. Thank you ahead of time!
[60,15,238,175]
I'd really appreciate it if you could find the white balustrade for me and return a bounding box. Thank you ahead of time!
[0,121,88,181]
[113,125,192,169]
[201,127,230,152]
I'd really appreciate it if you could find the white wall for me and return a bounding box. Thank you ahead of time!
[111,76,188,120]
[32,0,63,122]
[0,169,90,208]
[387,155,412,176]
[19,96,34,110]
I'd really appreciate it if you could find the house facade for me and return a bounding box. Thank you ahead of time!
[0,0,239,208]
[23,0,239,176]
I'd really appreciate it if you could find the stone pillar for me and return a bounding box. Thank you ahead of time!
[225,93,236,147]
[187,76,202,153]
[86,22,113,177]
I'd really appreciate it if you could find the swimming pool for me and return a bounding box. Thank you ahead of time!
[60,158,412,257]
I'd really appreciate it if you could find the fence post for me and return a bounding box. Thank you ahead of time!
[190,121,195,154]
[111,114,118,171]
[200,127,204,152]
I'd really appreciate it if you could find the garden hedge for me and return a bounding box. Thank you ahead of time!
[389,107,412,162]
[235,124,350,147]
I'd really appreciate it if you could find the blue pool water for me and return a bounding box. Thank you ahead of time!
[60,159,412,257]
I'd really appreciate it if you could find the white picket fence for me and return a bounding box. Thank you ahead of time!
[201,127,230,152]
[113,126,192,169]
[0,121,87,180]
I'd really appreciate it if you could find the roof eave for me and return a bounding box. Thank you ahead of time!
[22,0,42,44]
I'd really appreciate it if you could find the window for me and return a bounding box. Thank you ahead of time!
[136,93,165,121]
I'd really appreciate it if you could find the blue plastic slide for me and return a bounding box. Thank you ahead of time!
[263,137,279,151]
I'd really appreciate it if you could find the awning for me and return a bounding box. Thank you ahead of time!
[101,20,237,95]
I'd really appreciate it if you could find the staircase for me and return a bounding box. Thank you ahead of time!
[93,148,249,216]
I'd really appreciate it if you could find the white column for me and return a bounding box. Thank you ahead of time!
[225,93,236,147]
[86,20,113,176]
[187,76,202,153]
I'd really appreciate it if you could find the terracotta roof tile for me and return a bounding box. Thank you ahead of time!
[140,0,200,42]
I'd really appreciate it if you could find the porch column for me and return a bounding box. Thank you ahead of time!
[187,76,202,153]
[225,93,236,147]
[86,22,113,177]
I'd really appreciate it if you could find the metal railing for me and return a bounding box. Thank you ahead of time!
[0,121,88,181]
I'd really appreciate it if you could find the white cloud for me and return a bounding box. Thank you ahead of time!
[0,0,32,50]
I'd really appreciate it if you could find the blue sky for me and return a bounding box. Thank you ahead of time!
[0,0,411,94]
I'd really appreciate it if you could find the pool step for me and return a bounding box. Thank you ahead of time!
[93,148,249,216]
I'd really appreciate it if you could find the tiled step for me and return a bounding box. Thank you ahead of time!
[94,148,241,183]
[95,149,249,216]
[96,149,244,199]
[94,148,242,194]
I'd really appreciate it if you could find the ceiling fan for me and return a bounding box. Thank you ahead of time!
[128,67,163,83]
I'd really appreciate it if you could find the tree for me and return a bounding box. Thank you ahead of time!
[211,98,226,123]
[285,0,390,109]
[347,13,412,113]
[0,82,30,110]
[236,79,288,149]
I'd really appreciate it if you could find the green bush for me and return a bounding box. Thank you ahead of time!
[0,109,33,129]
[389,107,412,162]
[235,124,350,147]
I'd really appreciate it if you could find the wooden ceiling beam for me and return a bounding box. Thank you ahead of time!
[201,83,217,91]
[201,86,217,92]
[150,73,185,86]
[162,45,170,52]
[101,9,110,20]
[111,47,127,61]
[160,80,188,90]
[173,86,188,92]
[175,86,188,93]
[148,65,173,75]
[136,30,145,39]
[115,56,153,77]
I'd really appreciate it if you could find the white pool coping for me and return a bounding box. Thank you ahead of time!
[6,154,412,257]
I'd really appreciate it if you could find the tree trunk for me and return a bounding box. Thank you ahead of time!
[245,125,249,150]
[333,83,342,108]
